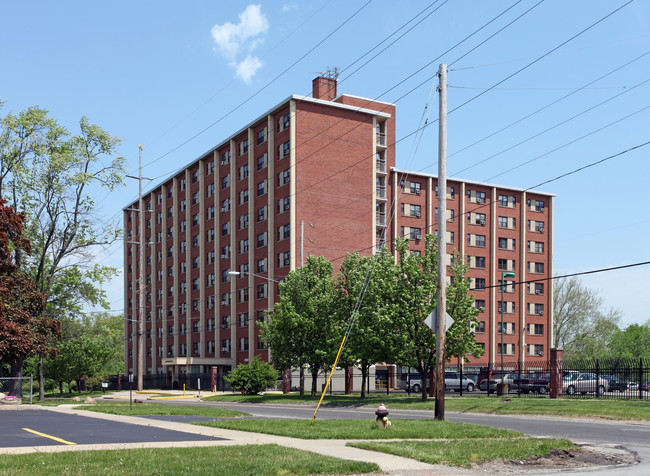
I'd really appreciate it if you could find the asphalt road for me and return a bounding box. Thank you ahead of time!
[0,410,226,448]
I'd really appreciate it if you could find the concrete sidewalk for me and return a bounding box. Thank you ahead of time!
[0,403,449,474]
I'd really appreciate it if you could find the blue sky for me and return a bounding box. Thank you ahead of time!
[1,1,649,327]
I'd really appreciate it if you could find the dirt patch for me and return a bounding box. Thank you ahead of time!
[475,443,638,474]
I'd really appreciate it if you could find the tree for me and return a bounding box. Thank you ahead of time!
[391,237,482,401]
[0,199,60,394]
[390,236,439,401]
[608,322,650,360]
[333,250,401,398]
[0,105,125,398]
[262,255,338,396]
[553,276,605,350]
[444,251,484,365]
[225,357,279,395]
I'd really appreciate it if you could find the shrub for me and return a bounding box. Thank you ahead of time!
[225,357,279,394]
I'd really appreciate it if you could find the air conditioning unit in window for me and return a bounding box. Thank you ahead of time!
[258,292,265,298]
[539,207,544,212]
[220,207,227,212]
[415,189,421,195]
[535,290,542,295]
[415,212,421,218]
[537,310,544,315]
[221,347,228,353]
[415,234,422,240]
[539,227,544,232]
[480,219,486,226]
[221,254,227,259]
[221,300,228,306]
[222,324,229,329]
[220,160,226,166]
[283,258,290,266]
[536,349,544,356]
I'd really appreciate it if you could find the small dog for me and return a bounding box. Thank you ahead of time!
[377,416,392,429]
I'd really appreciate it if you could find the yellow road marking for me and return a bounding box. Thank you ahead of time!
[22,428,76,445]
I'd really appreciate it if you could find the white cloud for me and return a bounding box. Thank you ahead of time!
[236,55,263,84]
[282,3,298,13]
[211,4,269,82]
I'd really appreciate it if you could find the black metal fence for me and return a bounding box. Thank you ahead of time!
[108,373,232,393]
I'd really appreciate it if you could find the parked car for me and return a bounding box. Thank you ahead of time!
[627,382,639,391]
[477,368,510,391]
[562,372,608,395]
[478,370,530,392]
[524,373,550,394]
[444,372,475,392]
[642,382,650,392]
[601,375,628,392]
[404,372,475,393]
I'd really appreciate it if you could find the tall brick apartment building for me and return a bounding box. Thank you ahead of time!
[124,76,553,383]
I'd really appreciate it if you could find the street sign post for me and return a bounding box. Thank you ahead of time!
[424,309,454,332]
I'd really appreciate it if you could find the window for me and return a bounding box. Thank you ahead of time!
[468,213,486,225]
[257,206,267,222]
[278,251,291,268]
[475,278,486,290]
[179,220,187,233]
[179,178,186,191]
[277,197,290,213]
[256,154,267,171]
[239,138,249,155]
[277,169,290,186]
[207,296,215,310]
[277,113,290,132]
[168,207,173,218]
[221,150,231,166]
[222,175,229,190]
[192,257,199,269]
[257,283,267,299]
[222,270,230,283]
[533,303,544,315]
[257,181,266,196]
[221,198,231,213]
[498,343,515,356]
[475,256,486,268]
[257,232,267,248]
[257,128,266,145]
[192,300,199,312]
[409,182,421,194]
[277,141,290,160]
[207,273,215,286]
[192,170,199,184]
[192,214,199,226]
[257,337,267,350]
[257,258,267,273]
[221,245,231,259]
[192,192,199,205]
[239,214,249,230]
[498,195,508,206]
[207,228,215,242]
[239,239,249,254]
[239,337,249,352]
[206,160,214,176]
[222,223,229,236]
[179,241,187,254]
[410,204,421,217]
[468,190,486,203]
[528,282,544,295]
[529,261,544,274]
[277,224,290,241]
[168,186,173,198]
[409,227,421,240]
[239,189,249,205]
[238,288,249,303]
[179,199,187,211]
[497,322,515,334]
[193,278,200,291]
[206,206,215,220]
[239,164,249,181]
[468,234,486,247]
[528,323,544,335]
[239,313,249,328]
[474,321,486,333]
[474,300,486,312]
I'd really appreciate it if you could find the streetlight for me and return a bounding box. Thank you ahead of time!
[500,272,516,376]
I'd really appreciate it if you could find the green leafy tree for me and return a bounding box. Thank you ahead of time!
[225,357,279,395]
[0,105,125,398]
[333,250,401,398]
[391,236,439,401]
[262,255,338,396]
[607,322,650,360]
[567,310,621,359]
[444,251,484,365]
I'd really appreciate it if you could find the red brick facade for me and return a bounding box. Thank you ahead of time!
[124,77,552,381]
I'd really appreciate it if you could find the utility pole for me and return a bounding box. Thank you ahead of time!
[435,63,447,421]
[137,145,145,392]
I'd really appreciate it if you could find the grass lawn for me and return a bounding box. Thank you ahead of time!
[194,418,521,439]
[203,393,650,421]
[73,401,249,418]
[0,444,379,476]
[349,438,575,468]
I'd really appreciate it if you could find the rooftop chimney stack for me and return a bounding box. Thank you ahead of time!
[312,67,339,101]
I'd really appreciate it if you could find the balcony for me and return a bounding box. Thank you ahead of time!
[376,133,386,148]
[376,212,386,227]
[376,186,386,201]
[375,159,386,174]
